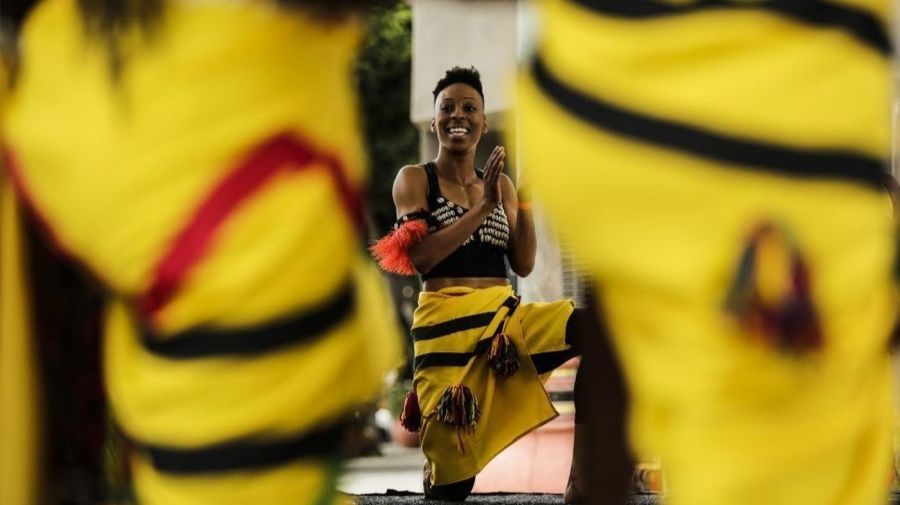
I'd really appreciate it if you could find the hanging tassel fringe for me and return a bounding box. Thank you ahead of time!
[724,223,823,353]
[488,333,519,378]
[370,218,428,275]
[436,385,480,429]
[399,390,422,433]
[435,384,480,453]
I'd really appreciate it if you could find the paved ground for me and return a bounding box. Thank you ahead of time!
[355,492,660,505]
[340,443,426,494]
[355,493,900,504]
[343,443,900,504]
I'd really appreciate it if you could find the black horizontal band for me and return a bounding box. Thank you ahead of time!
[415,337,493,370]
[503,295,521,315]
[142,421,344,475]
[570,0,890,55]
[531,56,888,190]
[395,210,431,227]
[414,296,521,369]
[140,281,355,359]
[412,312,495,341]
[532,348,580,375]
[415,343,578,374]
[412,296,519,342]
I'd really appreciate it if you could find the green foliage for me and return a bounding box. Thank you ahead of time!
[356,2,418,235]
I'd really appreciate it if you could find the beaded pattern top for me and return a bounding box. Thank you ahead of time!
[429,195,509,249]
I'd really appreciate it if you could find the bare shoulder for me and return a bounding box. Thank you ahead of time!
[392,164,429,212]
[394,164,428,192]
[499,173,517,203]
[396,164,427,182]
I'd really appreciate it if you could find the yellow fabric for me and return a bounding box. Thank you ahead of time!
[5,0,368,324]
[0,170,41,505]
[104,257,398,448]
[517,3,894,504]
[4,0,402,502]
[413,285,574,485]
[132,455,346,505]
[540,0,889,157]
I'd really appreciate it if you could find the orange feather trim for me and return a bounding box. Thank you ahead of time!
[370,219,428,275]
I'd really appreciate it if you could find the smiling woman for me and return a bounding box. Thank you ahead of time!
[370,66,601,503]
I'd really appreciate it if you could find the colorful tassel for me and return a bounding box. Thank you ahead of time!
[488,332,519,378]
[435,385,480,454]
[399,390,422,433]
[724,223,823,353]
[436,385,480,429]
[370,216,428,275]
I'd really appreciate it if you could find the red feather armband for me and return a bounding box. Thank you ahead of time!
[370,211,430,275]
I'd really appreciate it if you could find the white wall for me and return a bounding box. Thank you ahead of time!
[410,0,518,126]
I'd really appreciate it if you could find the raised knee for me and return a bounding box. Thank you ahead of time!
[425,476,475,501]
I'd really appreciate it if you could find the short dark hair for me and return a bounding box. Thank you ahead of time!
[432,66,484,104]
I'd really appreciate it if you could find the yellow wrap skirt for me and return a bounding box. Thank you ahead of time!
[412,285,575,485]
[516,1,895,504]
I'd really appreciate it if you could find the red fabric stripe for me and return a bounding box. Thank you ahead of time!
[141,132,362,316]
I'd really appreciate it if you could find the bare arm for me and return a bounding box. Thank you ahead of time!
[392,162,498,275]
[502,174,536,277]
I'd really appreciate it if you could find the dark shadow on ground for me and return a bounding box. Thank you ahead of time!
[357,492,900,505]
[355,492,659,504]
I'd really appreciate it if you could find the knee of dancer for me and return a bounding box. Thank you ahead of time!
[565,307,594,351]
[426,477,475,502]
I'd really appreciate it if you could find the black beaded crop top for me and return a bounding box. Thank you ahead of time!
[420,161,509,280]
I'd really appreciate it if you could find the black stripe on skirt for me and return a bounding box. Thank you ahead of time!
[411,295,519,341]
[415,338,494,370]
[568,0,891,55]
[139,280,355,358]
[141,421,345,474]
[412,312,496,341]
[530,56,888,190]
[415,339,578,373]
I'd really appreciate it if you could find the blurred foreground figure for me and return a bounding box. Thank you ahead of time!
[1,0,400,503]
[517,1,895,504]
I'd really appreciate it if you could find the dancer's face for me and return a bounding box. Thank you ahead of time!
[432,83,486,154]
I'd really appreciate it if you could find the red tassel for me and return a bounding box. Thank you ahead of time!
[370,219,428,275]
[399,390,422,433]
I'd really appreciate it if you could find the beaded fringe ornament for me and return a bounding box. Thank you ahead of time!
[488,332,519,378]
[399,390,422,433]
[724,223,823,353]
[370,213,428,275]
[436,385,480,453]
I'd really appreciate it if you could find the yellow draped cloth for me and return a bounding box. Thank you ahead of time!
[517,1,895,504]
[0,31,42,505]
[0,163,42,505]
[413,285,575,485]
[2,0,401,503]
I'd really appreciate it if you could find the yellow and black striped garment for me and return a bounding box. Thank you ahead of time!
[518,1,895,504]
[412,285,575,485]
[2,0,401,503]
[0,37,42,505]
